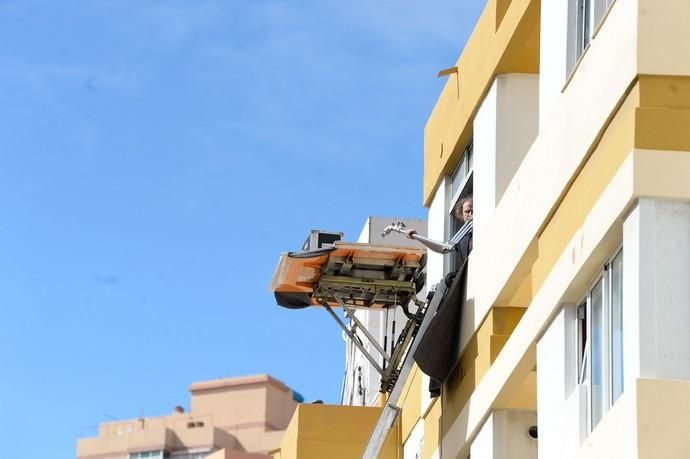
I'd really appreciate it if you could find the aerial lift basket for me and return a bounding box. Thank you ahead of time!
[269,230,454,459]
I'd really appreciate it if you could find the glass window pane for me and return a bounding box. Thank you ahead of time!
[578,0,592,55]
[590,278,604,429]
[592,0,607,27]
[611,250,624,403]
[583,0,591,47]
[451,158,467,197]
[467,142,473,171]
[577,301,588,384]
[450,140,472,198]
[129,451,165,459]
[447,215,462,273]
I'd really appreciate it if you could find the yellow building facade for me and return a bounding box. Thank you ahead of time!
[274,0,690,457]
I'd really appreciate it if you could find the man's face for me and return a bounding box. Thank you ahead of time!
[461,200,473,222]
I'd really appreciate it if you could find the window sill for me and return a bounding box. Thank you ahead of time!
[562,43,591,94]
[563,0,619,93]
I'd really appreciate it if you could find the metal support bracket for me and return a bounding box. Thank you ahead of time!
[322,302,386,377]
[341,303,391,364]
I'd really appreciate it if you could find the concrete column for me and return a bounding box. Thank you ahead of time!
[470,409,537,459]
[473,74,539,246]
[623,198,690,383]
[536,305,585,459]
[539,0,571,129]
[427,176,450,288]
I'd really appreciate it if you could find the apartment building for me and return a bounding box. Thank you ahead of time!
[273,0,690,458]
[76,374,301,459]
[408,0,690,457]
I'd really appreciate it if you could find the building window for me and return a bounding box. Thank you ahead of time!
[169,452,212,459]
[569,0,615,72]
[450,138,473,200]
[446,138,473,274]
[575,0,591,58]
[129,451,166,459]
[577,247,623,432]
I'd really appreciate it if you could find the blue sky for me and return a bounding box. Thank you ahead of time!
[0,1,482,457]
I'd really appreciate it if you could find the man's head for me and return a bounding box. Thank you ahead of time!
[453,196,473,223]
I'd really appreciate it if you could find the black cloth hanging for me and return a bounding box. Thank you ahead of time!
[413,258,468,383]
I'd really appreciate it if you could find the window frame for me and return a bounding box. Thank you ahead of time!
[609,249,624,404]
[576,0,592,59]
[566,0,617,82]
[444,138,473,274]
[129,451,167,459]
[169,450,214,459]
[449,138,473,206]
[576,245,623,434]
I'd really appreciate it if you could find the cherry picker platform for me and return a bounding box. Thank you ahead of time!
[269,229,430,392]
[269,227,468,458]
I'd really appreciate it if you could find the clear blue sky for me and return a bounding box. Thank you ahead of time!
[0,1,482,457]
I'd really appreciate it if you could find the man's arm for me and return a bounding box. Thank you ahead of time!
[406,231,455,254]
[406,220,472,254]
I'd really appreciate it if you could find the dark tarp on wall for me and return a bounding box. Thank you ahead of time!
[413,260,468,383]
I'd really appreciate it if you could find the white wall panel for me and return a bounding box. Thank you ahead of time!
[624,198,690,382]
[469,409,537,459]
[539,0,570,130]
[474,74,539,246]
[537,305,581,459]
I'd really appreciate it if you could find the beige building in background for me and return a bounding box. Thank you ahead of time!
[76,374,301,459]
